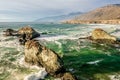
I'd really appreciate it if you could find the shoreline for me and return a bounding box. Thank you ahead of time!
[63,19,120,25]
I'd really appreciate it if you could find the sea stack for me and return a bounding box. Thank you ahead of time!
[24,40,77,80]
[24,40,64,75]
[18,26,40,45]
[91,28,117,44]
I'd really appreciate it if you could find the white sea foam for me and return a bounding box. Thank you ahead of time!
[86,59,103,65]
[24,68,47,80]
[36,35,79,41]
[109,75,120,80]
[18,57,41,70]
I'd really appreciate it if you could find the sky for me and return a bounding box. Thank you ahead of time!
[0,0,120,22]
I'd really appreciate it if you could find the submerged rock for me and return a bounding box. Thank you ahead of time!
[18,26,40,45]
[3,28,17,36]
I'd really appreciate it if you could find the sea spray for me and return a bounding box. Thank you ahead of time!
[24,68,47,80]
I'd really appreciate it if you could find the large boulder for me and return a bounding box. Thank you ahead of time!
[90,28,117,44]
[24,40,64,76]
[24,40,77,80]
[3,29,17,36]
[18,26,40,45]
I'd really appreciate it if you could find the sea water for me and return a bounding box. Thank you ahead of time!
[0,22,120,80]
[0,22,118,38]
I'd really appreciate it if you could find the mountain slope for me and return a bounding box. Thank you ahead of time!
[75,4,120,20]
[35,12,82,22]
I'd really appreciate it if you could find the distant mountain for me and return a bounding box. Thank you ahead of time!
[64,4,120,24]
[35,12,82,22]
[74,4,120,20]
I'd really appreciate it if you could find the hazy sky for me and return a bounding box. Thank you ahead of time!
[0,0,120,22]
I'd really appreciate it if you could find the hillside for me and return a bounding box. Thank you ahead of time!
[65,4,120,24]
[35,12,82,22]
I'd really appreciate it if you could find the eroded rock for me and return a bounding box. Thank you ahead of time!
[18,26,40,45]
[90,28,117,44]
[24,40,64,76]
[24,40,77,79]
[61,72,77,80]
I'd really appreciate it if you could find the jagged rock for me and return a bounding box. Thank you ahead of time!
[18,26,40,45]
[24,40,77,80]
[90,28,117,44]
[24,40,65,76]
[61,72,77,80]
[3,29,17,36]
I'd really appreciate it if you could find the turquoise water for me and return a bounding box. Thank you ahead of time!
[0,22,90,36]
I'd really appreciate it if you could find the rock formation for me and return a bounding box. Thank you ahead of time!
[3,28,17,36]
[24,40,77,80]
[3,26,40,45]
[24,40,64,75]
[90,28,117,44]
[61,72,77,80]
[18,26,40,45]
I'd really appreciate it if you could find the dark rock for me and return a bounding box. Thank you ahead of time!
[18,26,40,45]
[3,29,17,36]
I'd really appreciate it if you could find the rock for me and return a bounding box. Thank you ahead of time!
[18,26,40,45]
[61,72,77,80]
[24,40,77,79]
[3,28,17,36]
[24,40,65,76]
[90,28,117,44]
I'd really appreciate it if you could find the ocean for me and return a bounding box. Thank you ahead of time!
[0,22,118,37]
[0,22,120,80]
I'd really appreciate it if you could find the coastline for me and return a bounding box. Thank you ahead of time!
[63,19,120,24]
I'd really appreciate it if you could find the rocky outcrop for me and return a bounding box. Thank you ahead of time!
[24,40,77,80]
[89,28,117,44]
[18,26,40,45]
[61,72,77,80]
[2,26,40,45]
[3,29,17,36]
[24,40,64,75]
